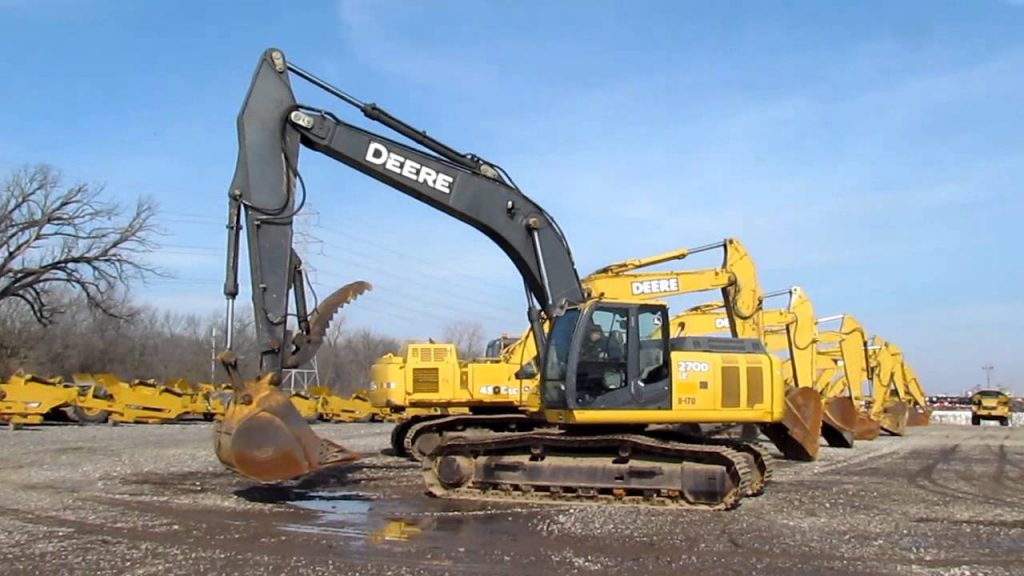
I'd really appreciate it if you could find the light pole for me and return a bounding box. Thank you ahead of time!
[982,365,994,389]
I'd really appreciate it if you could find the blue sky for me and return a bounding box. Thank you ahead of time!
[1,1,1022,394]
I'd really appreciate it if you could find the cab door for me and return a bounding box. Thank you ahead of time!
[566,304,670,410]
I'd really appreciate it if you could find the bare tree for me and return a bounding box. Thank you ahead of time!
[442,320,487,360]
[318,327,401,395]
[0,165,159,324]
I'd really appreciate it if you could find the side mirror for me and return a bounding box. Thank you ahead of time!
[515,363,538,380]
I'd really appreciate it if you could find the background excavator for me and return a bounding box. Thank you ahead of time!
[864,337,912,436]
[669,287,849,455]
[813,314,884,440]
[214,48,812,509]
[759,288,860,449]
[901,363,932,427]
[374,238,818,464]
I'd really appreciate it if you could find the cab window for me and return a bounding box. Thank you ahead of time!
[574,307,629,406]
[637,306,669,383]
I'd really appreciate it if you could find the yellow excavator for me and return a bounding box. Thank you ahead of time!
[862,337,915,436]
[902,364,931,426]
[668,287,850,454]
[812,314,883,441]
[212,48,817,509]
[873,340,931,428]
[760,289,860,449]
[374,238,818,464]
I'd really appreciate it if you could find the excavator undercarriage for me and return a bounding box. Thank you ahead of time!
[423,431,755,510]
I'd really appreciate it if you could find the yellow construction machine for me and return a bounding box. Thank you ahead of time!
[70,374,197,424]
[164,378,233,421]
[902,364,931,426]
[286,391,321,422]
[212,48,824,509]
[669,287,847,454]
[0,372,234,426]
[862,338,918,436]
[372,238,819,464]
[970,389,1011,426]
[0,373,79,427]
[812,314,883,441]
[311,386,390,422]
[759,289,859,450]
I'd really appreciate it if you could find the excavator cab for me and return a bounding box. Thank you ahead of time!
[540,301,788,426]
[541,303,671,412]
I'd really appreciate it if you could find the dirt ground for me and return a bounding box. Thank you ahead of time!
[0,422,1021,576]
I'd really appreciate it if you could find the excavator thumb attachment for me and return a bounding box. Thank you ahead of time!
[854,413,881,441]
[821,396,858,449]
[286,281,372,369]
[761,387,823,461]
[906,405,931,427]
[878,400,909,436]
[214,364,358,483]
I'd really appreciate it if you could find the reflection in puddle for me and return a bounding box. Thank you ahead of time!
[368,519,424,544]
[279,490,554,547]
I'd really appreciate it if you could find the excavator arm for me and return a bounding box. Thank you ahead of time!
[488,238,763,388]
[218,48,586,482]
[224,49,584,376]
[583,238,762,334]
[814,314,882,441]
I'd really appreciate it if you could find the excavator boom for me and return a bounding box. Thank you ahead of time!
[219,49,585,483]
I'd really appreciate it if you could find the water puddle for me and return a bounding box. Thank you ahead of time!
[280,490,554,547]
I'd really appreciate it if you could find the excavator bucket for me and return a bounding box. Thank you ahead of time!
[821,396,858,449]
[906,405,931,427]
[214,373,359,483]
[854,412,881,441]
[214,281,371,482]
[761,387,823,461]
[878,400,910,436]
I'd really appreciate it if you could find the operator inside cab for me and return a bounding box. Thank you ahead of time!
[581,323,625,361]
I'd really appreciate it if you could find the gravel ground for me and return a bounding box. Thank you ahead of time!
[0,422,1022,575]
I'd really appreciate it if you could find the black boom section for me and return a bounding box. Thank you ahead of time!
[224,48,585,373]
[225,49,302,373]
[293,112,583,314]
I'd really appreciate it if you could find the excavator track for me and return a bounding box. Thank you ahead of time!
[403,413,541,461]
[701,437,773,496]
[648,428,773,496]
[423,431,752,510]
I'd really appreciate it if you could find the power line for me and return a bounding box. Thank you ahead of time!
[154,211,523,300]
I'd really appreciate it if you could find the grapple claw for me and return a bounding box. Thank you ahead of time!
[286,281,372,369]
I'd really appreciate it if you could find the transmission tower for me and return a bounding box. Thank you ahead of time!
[282,207,325,392]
